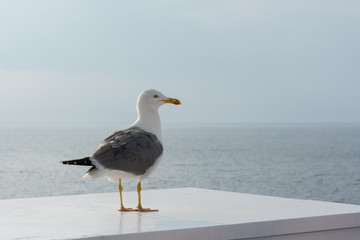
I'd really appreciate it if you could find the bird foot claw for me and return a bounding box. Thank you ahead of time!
[135,207,158,212]
[118,207,135,212]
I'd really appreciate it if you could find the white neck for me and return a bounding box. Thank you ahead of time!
[131,108,162,142]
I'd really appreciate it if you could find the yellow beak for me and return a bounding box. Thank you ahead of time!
[163,97,181,105]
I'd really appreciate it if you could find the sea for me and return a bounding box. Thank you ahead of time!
[1,123,360,205]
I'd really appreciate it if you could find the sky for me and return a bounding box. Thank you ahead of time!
[0,0,359,126]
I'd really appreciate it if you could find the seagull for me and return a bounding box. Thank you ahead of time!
[61,89,181,212]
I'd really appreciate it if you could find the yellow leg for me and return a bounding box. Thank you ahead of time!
[136,181,158,212]
[118,179,134,211]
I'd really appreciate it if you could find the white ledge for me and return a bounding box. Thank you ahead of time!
[1,188,360,240]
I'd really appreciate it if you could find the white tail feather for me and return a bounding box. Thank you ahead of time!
[82,168,107,179]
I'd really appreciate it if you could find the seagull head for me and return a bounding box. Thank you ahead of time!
[137,89,181,111]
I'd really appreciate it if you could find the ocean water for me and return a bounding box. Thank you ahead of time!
[0,124,360,205]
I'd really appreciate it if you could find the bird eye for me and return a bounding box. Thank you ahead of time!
[153,95,159,98]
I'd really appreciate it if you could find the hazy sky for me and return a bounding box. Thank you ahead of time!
[1,0,359,126]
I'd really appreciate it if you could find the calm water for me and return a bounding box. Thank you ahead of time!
[1,124,360,205]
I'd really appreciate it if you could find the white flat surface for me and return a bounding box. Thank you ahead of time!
[1,188,360,240]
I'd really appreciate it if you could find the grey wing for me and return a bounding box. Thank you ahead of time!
[91,128,163,176]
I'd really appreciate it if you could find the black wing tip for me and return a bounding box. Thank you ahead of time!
[61,157,92,166]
